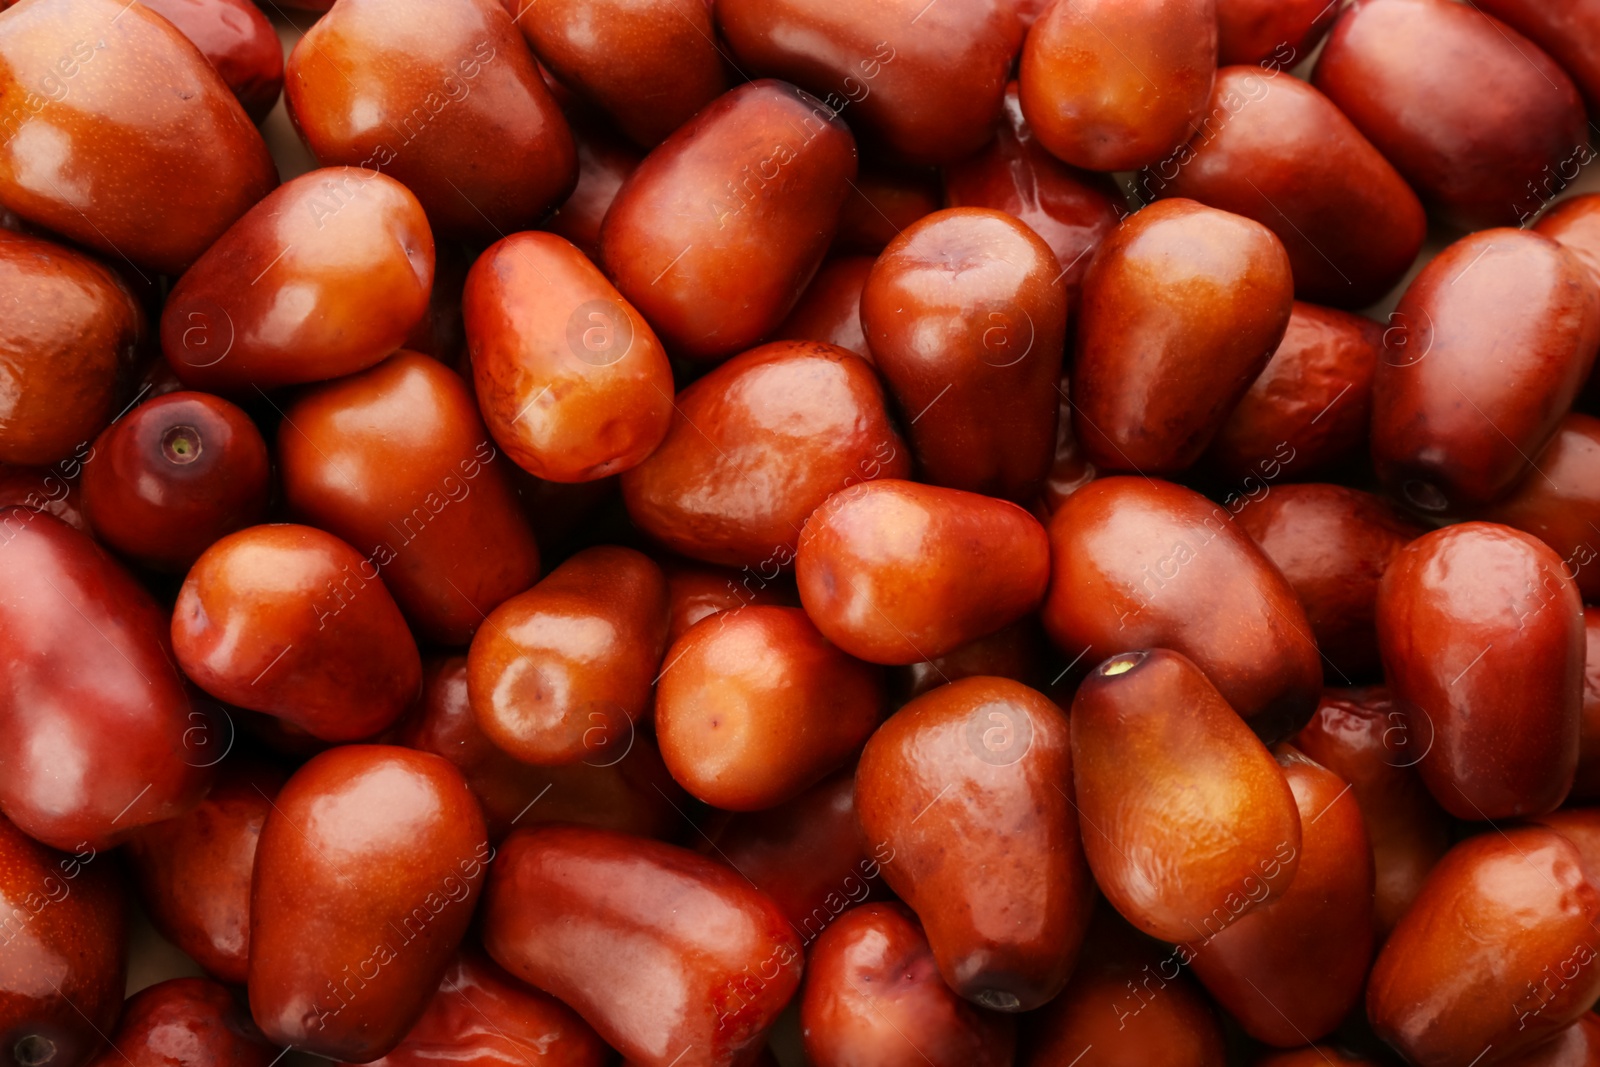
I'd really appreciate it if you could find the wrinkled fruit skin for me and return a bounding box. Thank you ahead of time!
[1376,522,1583,820]
[0,0,277,273]
[1041,476,1322,739]
[599,79,856,361]
[482,825,801,1067]
[0,813,126,1067]
[1072,198,1294,474]
[855,677,1094,1013]
[249,746,489,1062]
[84,979,273,1067]
[1367,827,1600,1066]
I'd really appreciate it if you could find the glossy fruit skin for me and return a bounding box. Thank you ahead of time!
[1293,687,1452,939]
[1368,827,1600,1066]
[796,480,1050,666]
[482,825,802,1067]
[463,232,673,483]
[659,556,795,646]
[163,168,432,393]
[541,115,640,261]
[1019,914,1227,1067]
[80,391,269,573]
[1312,0,1588,229]
[771,256,872,363]
[1201,302,1382,486]
[468,546,668,766]
[1233,484,1423,683]
[1041,477,1322,739]
[714,0,1017,167]
[800,902,1016,1067]
[0,231,141,466]
[0,509,211,849]
[85,979,273,1067]
[515,0,724,147]
[656,606,885,810]
[1481,413,1600,603]
[1214,0,1336,65]
[401,656,683,842]
[1539,194,1600,299]
[172,524,423,743]
[702,770,883,940]
[1187,746,1372,1046]
[832,167,940,257]
[1070,649,1302,944]
[124,760,286,985]
[600,80,855,362]
[1377,523,1583,820]
[942,83,1124,313]
[898,619,1044,704]
[350,950,606,1067]
[1036,374,1096,517]
[1255,1051,1379,1067]
[1475,0,1600,115]
[855,677,1094,1012]
[860,208,1065,502]
[250,746,489,1062]
[0,463,86,532]
[1073,199,1293,473]
[1371,229,1600,512]
[0,813,126,1067]
[1497,1015,1600,1067]
[1019,0,1216,172]
[1150,68,1425,308]
[279,351,541,646]
[136,0,283,123]
[620,340,909,567]
[0,0,276,274]
[286,0,575,240]
[1578,609,1600,801]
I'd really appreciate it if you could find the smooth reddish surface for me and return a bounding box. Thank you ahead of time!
[800,903,1016,1067]
[1202,302,1382,485]
[84,979,272,1067]
[249,746,489,1062]
[1234,484,1423,682]
[796,480,1050,665]
[1371,228,1600,512]
[860,208,1064,501]
[125,760,286,985]
[1070,650,1301,945]
[1482,413,1600,603]
[136,0,283,122]
[464,232,673,483]
[482,825,801,1067]
[1376,522,1583,819]
[540,115,640,261]
[172,524,423,742]
[1152,68,1425,308]
[1019,0,1216,171]
[715,0,1018,167]
[1036,375,1096,517]
[286,0,575,239]
[1475,0,1600,114]
[1073,199,1293,473]
[515,0,724,147]
[771,256,872,363]
[1187,747,1373,1046]
[1497,1016,1600,1067]
[0,813,125,1067]
[943,83,1124,313]
[349,951,607,1067]
[0,231,140,466]
[833,167,940,256]
[1041,477,1322,739]
[1580,609,1600,801]
[898,619,1044,704]
[656,606,882,810]
[1293,687,1452,938]
[855,677,1094,1012]
[1368,827,1600,1066]
[1539,196,1600,331]
[599,80,856,361]
[0,462,86,532]
[279,351,541,646]
[163,168,432,394]
[468,546,668,766]
[0,0,276,274]
[400,656,684,843]
[81,391,269,573]
[620,340,908,567]
[660,556,795,646]
[1215,0,1336,65]
[1312,0,1588,229]
[0,509,210,849]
